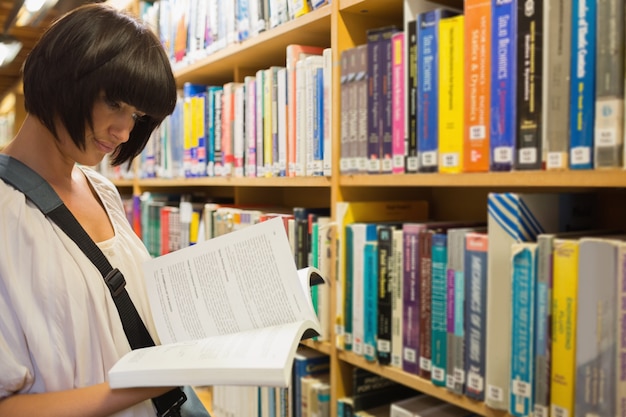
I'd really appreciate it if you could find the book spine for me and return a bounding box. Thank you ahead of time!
[593,0,625,168]
[464,232,488,401]
[438,14,465,174]
[430,233,448,387]
[263,68,274,177]
[406,19,419,173]
[391,228,404,369]
[550,239,579,417]
[490,0,517,171]
[509,243,536,417]
[417,10,440,173]
[355,45,370,174]
[213,89,224,176]
[575,239,618,417]
[568,0,597,170]
[363,240,379,362]
[463,0,491,173]
[312,66,325,176]
[376,225,394,365]
[344,223,355,351]
[244,77,257,177]
[534,235,554,417]
[322,48,333,177]
[402,223,423,374]
[339,48,354,174]
[367,28,383,174]
[380,28,397,174]
[277,67,288,177]
[514,0,543,170]
[543,0,572,170]
[447,229,467,394]
[233,83,245,177]
[255,69,265,177]
[391,31,406,174]
[418,230,433,379]
[221,82,235,177]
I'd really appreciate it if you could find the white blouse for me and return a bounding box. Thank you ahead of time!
[0,166,158,417]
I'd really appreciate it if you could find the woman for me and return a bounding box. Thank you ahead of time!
[0,4,207,416]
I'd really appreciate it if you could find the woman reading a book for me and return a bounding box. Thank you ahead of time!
[0,4,209,417]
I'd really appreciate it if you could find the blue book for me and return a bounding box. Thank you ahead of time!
[182,82,208,178]
[205,86,223,177]
[509,242,537,417]
[464,232,488,401]
[312,66,325,176]
[292,347,330,417]
[490,0,517,171]
[363,240,379,362]
[569,0,597,169]
[430,232,448,386]
[417,9,456,172]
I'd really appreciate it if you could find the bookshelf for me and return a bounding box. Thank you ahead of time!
[108,0,626,416]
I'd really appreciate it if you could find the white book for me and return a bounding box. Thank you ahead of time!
[108,218,326,388]
[233,83,246,177]
[277,67,288,176]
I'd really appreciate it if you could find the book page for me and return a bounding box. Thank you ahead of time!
[144,217,319,345]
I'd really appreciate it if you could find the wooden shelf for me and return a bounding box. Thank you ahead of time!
[339,170,626,188]
[338,350,507,417]
[173,5,332,86]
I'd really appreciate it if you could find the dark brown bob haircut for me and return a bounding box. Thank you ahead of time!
[22,3,177,166]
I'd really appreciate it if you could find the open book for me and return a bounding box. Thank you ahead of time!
[108,217,325,389]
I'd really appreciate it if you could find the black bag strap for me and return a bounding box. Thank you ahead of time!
[0,154,186,417]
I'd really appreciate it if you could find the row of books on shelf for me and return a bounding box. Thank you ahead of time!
[213,348,479,417]
[136,44,332,179]
[334,193,625,417]
[341,0,625,175]
[140,0,329,68]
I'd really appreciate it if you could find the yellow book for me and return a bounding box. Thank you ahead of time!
[334,200,429,350]
[438,14,464,174]
[550,238,579,417]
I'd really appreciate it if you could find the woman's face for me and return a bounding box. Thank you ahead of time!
[62,94,146,167]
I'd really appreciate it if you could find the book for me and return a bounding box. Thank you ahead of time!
[390,227,405,369]
[464,231,488,401]
[437,14,464,174]
[550,238,580,417]
[390,395,444,417]
[108,217,327,388]
[514,0,543,171]
[569,0,597,170]
[489,0,517,172]
[509,242,537,417]
[617,242,626,417]
[463,0,491,172]
[391,31,406,174]
[575,236,622,417]
[593,0,625,169]
[542,0,572,170]
[292,346,330,417]
[405,19,419,173]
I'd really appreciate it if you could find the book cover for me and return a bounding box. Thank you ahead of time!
[463,0,491,173]
[542,0,572,170]
[108,218,328,388]
[430,232,448,386]
[593,0,625,169]
[550,238,579,417]
[391,228,405,369]
[376,224,395,365]
[438,14,465,174]
[569,0,597,170]
[335,200,429,351]
[514,0,543,170]
[354,44,370,174]
[575,237,621,417]
[486,192,596,411]
[339,47,356,174]
[406,19,419,173]
[363,240,379,362]
[391,31,406,174]
[417,9,456,172]
[509,242,537,417]
[464,231,488,401]
[402,222,428,375]
[490,0,517,172]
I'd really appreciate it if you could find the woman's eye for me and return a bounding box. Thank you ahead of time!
[105,98,121,110]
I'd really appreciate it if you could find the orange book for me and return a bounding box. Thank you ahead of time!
[285,44,325,176]
[463,0,491,172]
